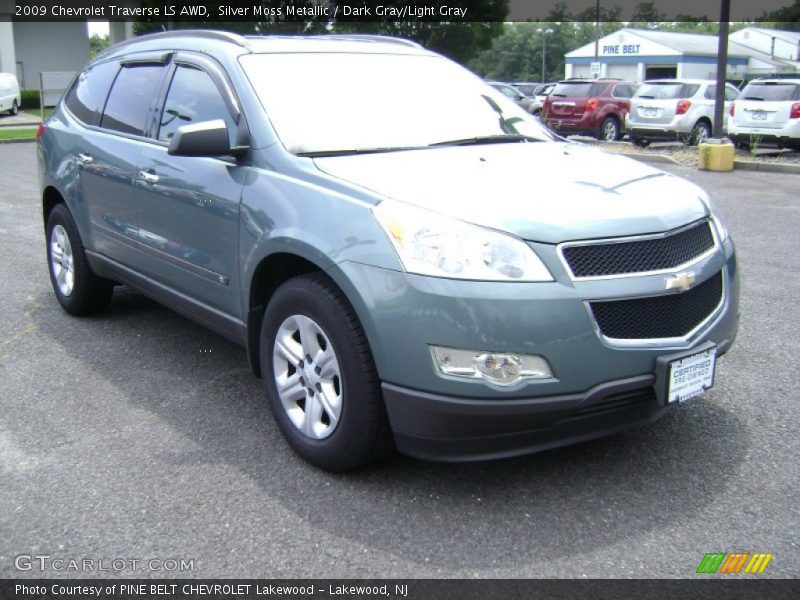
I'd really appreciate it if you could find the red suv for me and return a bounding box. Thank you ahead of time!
[542,79,638,141]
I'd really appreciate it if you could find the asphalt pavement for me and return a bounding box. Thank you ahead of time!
[0,143,797,578]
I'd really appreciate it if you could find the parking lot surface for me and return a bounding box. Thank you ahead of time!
[1,143,798,578]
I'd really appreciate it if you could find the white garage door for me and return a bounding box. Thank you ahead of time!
[606,64,640,81]
[571,65,592,78]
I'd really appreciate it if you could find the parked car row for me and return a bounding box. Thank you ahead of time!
[509,76,800,151]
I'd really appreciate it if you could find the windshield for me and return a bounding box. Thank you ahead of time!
[740,82,800,101]
[240,53,553,155]
[636,83,696,100]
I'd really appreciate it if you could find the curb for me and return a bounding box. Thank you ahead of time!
[619,152,681,165]
[0,138,36,145]
[732,160,800,174]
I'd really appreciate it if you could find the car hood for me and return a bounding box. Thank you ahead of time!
[313,142,708,244]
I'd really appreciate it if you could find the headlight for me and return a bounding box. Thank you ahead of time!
[373,199,553,281]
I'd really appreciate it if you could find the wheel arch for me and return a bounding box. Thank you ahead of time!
[42,185,68,234]
[245,251,376,381]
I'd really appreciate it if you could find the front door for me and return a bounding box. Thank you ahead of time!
[132,59,246,319]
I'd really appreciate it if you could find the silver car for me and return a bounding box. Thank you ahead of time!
[728,78,800,150]
[626,79,739,146]
[37,32,739,471]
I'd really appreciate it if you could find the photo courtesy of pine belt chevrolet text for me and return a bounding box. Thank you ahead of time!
[36,31,740,471]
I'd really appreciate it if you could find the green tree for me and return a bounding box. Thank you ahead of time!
[89,34,110,58]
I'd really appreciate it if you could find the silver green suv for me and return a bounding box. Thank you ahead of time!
[37,31,739,471]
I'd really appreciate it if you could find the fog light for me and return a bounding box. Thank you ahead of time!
[430,346,552,387]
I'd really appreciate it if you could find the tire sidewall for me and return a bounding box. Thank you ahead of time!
[260,277,376,467]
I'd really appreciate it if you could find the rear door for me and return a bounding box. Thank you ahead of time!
[78,58,169,264]
[736,82,800,129]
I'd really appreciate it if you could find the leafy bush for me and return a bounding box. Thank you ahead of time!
[20,90,41,110]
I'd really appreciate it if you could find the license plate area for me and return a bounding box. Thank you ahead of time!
[654,342,717,404]
[643,108,658,117]
[751,111,767,121]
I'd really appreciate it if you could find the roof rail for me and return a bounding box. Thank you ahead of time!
[319,34,422,48]
[98,29,249,58]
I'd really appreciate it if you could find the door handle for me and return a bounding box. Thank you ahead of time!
[138,170,160,184]
[77,153,93,165]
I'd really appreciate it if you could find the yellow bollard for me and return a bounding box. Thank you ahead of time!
[698,139,735,172]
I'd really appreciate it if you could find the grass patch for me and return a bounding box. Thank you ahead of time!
[24,107,54,119]
[0,128,38,141]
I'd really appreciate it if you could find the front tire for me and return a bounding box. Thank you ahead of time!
[10,100,18,116]
[46,203,114,315]
[260,273,393,471]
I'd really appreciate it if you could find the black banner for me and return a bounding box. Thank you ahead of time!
[2,0,799,22]
[1,580,799,600]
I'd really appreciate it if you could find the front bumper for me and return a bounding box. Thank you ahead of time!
[329,237,739,461]
[383,339,732,461]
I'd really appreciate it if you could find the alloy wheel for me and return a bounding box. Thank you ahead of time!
[50,224,74,297]
[272,314,343,440]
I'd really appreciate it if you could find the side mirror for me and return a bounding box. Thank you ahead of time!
[168,119,245,157]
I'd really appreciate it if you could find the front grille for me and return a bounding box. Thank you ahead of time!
[563,221,715,278]
[590,271,723,340]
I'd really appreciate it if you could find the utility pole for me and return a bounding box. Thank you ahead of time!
[538,28,554,83]
[594,0,600,78]
[712,0,731,138]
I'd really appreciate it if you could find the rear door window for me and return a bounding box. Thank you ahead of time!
[158,65,236,143]
[740,82,800,101]
[101,64,166,136]
[64,61,119,126]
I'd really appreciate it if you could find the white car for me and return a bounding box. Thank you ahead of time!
[626,79,739,147]
[0,72,21,116]
[728,79,800,151]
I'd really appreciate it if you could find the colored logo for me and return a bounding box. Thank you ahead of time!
[696,552,773,574]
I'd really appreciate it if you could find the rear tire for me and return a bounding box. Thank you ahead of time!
[630,136,651,148]
[599,117,621,141]
[260,272,393,471]
[46,203,114,316]
[10,100,18,116]
[688,121,711,146]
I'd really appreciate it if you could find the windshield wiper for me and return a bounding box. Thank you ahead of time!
[638,95,655,99]
[428,134,543,147]
[744,96,764,101]
[296,146,422,157]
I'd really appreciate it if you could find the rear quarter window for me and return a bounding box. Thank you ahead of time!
[64,61,119,126]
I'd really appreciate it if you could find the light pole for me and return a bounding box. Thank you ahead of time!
[537,28,554,83]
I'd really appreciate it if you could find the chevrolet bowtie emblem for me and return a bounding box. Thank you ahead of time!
[665,271,696,292]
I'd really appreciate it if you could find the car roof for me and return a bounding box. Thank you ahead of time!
[642,79,723,85]
[96,30,434,63]
[745,78,800,84]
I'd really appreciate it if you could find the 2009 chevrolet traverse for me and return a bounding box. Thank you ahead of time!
[37,31,739,471]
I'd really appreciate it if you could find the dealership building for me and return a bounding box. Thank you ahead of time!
[565,27,800,82]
